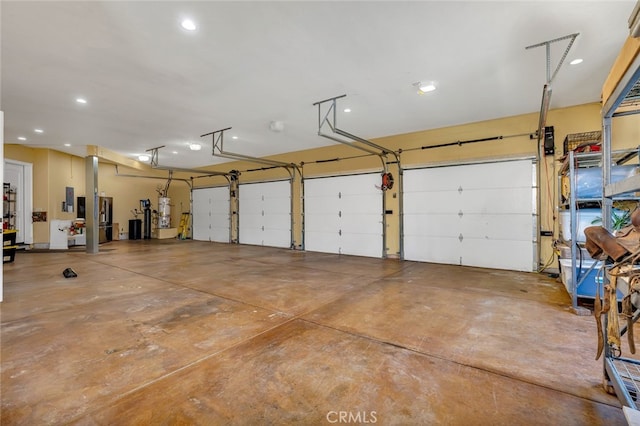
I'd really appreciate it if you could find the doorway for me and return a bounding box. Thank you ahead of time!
[4,159,34,245]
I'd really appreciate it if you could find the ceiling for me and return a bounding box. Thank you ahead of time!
[1,1,636,170]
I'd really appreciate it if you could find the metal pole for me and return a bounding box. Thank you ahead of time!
[85,155,99,254]
[569,151,578,310]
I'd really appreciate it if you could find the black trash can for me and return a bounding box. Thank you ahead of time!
[129,219,142,240]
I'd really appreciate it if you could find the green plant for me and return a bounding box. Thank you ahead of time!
[591,209,632,231]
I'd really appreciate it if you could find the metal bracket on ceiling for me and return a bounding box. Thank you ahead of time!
[146,145,166,168]
[312,94,397,171]
[200,127,297,178]
[525,33,579,143]
[526,33,579,86]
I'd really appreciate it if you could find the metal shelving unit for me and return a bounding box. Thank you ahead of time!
[557,148,639,311]
[601,37,640,409]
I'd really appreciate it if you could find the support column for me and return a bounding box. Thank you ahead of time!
[1,111,4,302]
[85,155,99,253]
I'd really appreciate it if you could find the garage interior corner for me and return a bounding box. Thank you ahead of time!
[0,239,628,424]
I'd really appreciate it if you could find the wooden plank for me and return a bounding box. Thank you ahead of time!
[602,36,640,107]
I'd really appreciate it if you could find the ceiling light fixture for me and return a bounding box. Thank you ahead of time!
[181,19,197,31]
[189,143,202,151]
[76,98,87,104]
[34,128,44,133]
[419,83,436,93]
[232,136,238,140]
[64,143,71,147]
[413,81,437,95]
[138,154,150,162]
[344,108,352,113]
[570,58,583,65]
[172,151,178,154]
[17,137,26,141]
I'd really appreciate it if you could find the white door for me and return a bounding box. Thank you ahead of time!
[192,186,230,243]
[4,160,33,244]
[403,159,536,272]
[305,173,383,258]
[239,180,291,248]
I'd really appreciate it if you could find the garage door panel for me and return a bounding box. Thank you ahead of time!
[305,198,339,215]
[192,190,210,241]
[262,229,291,248]
[461,188,532,214]
[338,174,380,195]
[341,195,383,215]
[239,213,263,228]
[305,173,382,258]
[239,180,291,248]
[264,213,291,230]
[461,239,533,271]
[305,215,340,233]
[404,214,460,237]
[404,168,457,192]
[211,225,229,242]
[456,161,532,189]
[340,213,382,234]
[404,236,460,264]
[239,229,263,246]
[459,214,533,241]
[404,160,535,271]
[305,233,340,254]
[404,192,462,214]
[193,187,230,242]
[340,233,383,257]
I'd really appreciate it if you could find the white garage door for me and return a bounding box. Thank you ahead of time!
[305,173,383,258]
[404,159,536,272]
[192,186,230,243]
[239,180,291,248]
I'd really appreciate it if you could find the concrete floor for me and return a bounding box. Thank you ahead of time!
[0,240,631,424]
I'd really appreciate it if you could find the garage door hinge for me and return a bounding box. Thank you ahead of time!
[458,186,463,194]
[338,192,342,199]
[338,229,342,236]
[458,233,464,242]
[458,210,463,218]
[338,211,342,217]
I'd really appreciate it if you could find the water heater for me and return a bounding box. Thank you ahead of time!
[158,197,171,229]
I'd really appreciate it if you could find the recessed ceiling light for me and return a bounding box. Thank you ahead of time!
[419,83,436,93]
[172,151,178,154]
[181,19,197,31]
[34,129,44,133]
[17,137,26,141]
[344,108,351,113]
[138,154,150,162]
[76,98,87,104]
[189,143,202,151]
[570,58,583,65]
[64,143,71,147]
[232,136,238,140]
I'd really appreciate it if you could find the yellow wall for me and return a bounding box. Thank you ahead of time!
[3,146,188,244]
[5,102,640,272]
